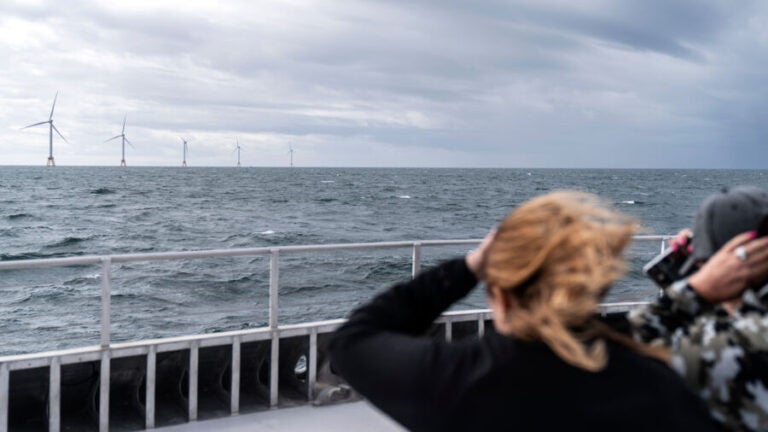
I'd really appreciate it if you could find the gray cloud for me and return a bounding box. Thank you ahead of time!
[0,0,766,167]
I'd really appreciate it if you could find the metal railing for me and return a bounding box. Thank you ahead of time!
[0,235,671,431]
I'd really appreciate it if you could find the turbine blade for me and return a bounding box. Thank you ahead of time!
[52,123,68,143]
[122,115,126,134]
[104,135,121,142]
[22,121,49,129]
[125,137,134,148]
[49,91,59,120]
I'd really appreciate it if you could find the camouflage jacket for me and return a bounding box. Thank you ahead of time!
[629,280,768,431]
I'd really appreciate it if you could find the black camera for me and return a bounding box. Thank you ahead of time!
[643,236,695,288]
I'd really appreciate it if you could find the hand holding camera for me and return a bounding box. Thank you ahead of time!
[643,230,695,289]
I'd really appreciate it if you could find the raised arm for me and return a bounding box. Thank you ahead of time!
[327,231,494,430]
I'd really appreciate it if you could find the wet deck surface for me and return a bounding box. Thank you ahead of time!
[156,401,404,432]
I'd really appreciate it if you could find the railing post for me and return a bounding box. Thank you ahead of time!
[146,345,156,429]
[49,357,61,432]
[0,363,8,432]
[99,350,110,432]
[231,337,241,415]
[308,329,318,400]
[100,258,112,348]
[269,249,280,408]
[412,243,422,278]
[269,250,280,329]
[189,341,199,422]
[97,257,113,432]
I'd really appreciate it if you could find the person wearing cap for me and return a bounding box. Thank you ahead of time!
[630,186,768,431]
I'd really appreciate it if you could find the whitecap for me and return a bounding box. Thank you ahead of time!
[398,195,412,199]
[320,180,335,184]
[620,200,635,205]
[259,230,275,235]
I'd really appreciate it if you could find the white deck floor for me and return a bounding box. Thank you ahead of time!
[156,401,405,432]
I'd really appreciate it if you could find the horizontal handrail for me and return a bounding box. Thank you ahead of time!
[0,235,671,270]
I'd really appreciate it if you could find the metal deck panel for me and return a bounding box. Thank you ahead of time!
[156,401,404,432]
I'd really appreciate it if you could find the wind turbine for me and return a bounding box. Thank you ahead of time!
[235,138,241,167]
[22,92,68,166]
[105,114,132,167]
[288,144,295,168]
[180,137,189,167]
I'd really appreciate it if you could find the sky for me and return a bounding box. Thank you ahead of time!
[1,0,767,168]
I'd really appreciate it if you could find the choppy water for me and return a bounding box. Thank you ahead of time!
[1,166,767,355]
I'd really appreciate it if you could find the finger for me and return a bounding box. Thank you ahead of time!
[745,236,768,252]
[720,231,758,252]
[671,228,692,249]
[743,236,768,262]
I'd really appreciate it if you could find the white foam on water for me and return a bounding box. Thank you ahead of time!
[620,200,635,204]
[259,230,275,235]
[320,180,335,184]
[398,195,412,199]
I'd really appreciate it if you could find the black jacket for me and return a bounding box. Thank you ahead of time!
[329,259,717,431]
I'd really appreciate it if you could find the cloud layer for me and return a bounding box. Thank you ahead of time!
[1,0,766,167]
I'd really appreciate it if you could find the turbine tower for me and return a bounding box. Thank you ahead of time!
[288,144,295,168]
[105,115,132,167]
[22,92,68,166]
[235,138,241,167]
[180,137,188,167]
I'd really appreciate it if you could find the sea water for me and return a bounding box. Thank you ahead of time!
[0,166,766,355]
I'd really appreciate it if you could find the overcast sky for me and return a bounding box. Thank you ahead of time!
[1,0,766,168]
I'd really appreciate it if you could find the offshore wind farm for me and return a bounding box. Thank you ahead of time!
[18,93,296,168]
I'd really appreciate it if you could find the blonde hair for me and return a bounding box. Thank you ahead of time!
[485,191,667,371]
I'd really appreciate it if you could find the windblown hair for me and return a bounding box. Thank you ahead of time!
[485,191,667,371]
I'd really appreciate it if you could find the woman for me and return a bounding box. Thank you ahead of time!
[329,191,716,431]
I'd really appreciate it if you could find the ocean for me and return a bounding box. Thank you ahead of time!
[1,166,767,355]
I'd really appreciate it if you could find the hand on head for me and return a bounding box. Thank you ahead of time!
[466,229,496,280]
[688,231,768,303]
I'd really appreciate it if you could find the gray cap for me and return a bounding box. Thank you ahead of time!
[690,185,768,261]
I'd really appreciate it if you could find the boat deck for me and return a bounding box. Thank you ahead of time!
[156,401,403,432]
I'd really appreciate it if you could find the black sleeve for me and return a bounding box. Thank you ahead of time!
[328,258,481,431]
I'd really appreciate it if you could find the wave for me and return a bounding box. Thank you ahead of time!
[1,251,86,261]
[64,274,101,287]
[619,200,642,205]
[45,236,89,249]
[398,195,412,199]
[6,213,33,220]
[90,187,116,195]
